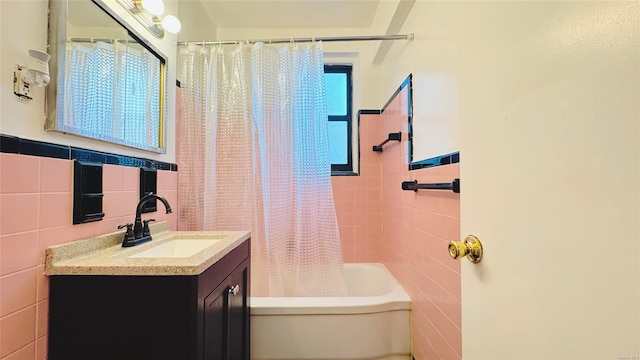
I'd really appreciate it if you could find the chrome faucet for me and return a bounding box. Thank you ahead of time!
[120,193,172,247]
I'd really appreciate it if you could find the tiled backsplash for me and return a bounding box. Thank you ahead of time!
[0,153,178,359]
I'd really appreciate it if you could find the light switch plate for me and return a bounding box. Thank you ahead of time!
[13,66,32,102]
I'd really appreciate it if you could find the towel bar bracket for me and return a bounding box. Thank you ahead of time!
[373,132,401,152]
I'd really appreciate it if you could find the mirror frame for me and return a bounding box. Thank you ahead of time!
[45,0,168,153]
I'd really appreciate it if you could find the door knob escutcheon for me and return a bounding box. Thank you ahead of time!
[448,235,483,263]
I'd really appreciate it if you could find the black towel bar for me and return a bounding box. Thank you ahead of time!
[373,132,401,152]
[401,178,460,193]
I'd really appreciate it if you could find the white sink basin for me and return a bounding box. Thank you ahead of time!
[128,237,222,258]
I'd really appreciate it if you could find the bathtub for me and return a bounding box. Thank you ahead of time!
[250,263,411,360]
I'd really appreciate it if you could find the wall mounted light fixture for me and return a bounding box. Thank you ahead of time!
[13,49,51,103]
[116,0,181,39]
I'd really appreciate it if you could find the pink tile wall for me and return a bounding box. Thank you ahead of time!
[331,98,461,359]
[379,87,462,360]
[331,114,382,263]
[0,153,178,359]
[332,95,462,360]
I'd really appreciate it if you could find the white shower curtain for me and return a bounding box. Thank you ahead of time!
[178,42,347,297]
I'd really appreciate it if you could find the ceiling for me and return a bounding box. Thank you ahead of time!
[194,0,381,28]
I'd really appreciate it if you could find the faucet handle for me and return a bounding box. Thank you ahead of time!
[117,223,135,243]
[142,219,156,237]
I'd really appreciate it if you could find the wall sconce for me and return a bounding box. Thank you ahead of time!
[116,0,181,39]
[13,49,51,103]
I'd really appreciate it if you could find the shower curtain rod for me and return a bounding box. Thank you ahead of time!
[177,33,414,46]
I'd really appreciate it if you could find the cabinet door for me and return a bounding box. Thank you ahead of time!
[227,266,248,360]
[203,259,249,360]
[203,282,228,360]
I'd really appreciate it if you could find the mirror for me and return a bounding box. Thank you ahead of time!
[408,74,460,170]
[45,0,167,153]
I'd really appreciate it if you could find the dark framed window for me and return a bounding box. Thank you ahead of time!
[324,64,353,174]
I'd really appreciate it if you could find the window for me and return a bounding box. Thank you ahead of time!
[325,65,353,174]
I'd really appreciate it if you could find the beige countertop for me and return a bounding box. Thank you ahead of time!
[45,222,250,276]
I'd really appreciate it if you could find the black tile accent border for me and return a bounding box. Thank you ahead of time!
[331,171,359,176]
[0,134,177,171]
[382,74,412,114]
[358,109,381,115]
[0,135,20,154]
[176,79,181,88]
[409,151,460,170]
[21,139,70,159]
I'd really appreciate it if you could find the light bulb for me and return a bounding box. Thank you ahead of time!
[161,15,181,34]
[141,0,164,16]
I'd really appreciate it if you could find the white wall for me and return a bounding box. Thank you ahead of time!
[177,0,217,43]
[0,0,178,162]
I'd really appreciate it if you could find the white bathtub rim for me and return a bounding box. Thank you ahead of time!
[250,298,410,315]
[250,263,410,315]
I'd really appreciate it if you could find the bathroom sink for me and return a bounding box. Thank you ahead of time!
[128,237,224,258]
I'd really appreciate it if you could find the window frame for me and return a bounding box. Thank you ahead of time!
[324,64,354,174]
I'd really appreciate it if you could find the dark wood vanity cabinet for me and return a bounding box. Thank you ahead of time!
[48,239,250,360]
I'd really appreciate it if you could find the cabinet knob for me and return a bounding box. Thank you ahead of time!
[228,284,240,296]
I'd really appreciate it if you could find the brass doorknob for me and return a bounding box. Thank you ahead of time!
[448,235,483,263]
